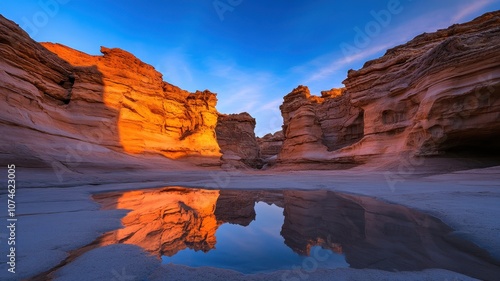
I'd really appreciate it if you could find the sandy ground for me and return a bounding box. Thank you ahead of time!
[0,164,499,280]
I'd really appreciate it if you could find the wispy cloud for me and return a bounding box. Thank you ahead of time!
[217,85,262,113]
[451,0,494,23]
[252,99,284,136]
[254,99,283,113]
[211,71,273,113]
[155,50,194,90]
[154,1,497,137]
[304,42,395,83]
[298,5,471,87]
[154,51,284,136]
[204,59,279,103]
[204,60,286,135]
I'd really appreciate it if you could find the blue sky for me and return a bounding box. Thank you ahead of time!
[1,0,499,136]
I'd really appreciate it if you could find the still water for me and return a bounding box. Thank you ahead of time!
[162,202,349,273]
[93,187,500,280]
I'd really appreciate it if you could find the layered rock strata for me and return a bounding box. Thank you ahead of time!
[278,12,500,166]
[279,86,363,165]
[0,15,226,168]
[40,43,222,159]
[215,113,263,168]
[256,130,284,162]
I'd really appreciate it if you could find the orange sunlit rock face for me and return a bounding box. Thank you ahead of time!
[95,187,221,256]
[41,43,221,159]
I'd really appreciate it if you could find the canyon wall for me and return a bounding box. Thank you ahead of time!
[0,15,245,169]
[277,11,500,167]
[215,113,262,169]
[41,43,221,160]
[279,86,363,166]
[2,11,500,171]
[256,130,284,166]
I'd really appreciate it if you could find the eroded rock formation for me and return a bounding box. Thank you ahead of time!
[278,12,500,166]
[0,14,234,168]
[279,86,363,165]
[2,11,500,170]
[256,130,284,165]
[345,12,500,159]
[216,113,263,169]
[41,43,221,159]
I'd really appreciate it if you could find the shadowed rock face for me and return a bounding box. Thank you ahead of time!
[216,113,263,169]
[257,130,284,164]
[277,12,500,167]
[0,15,107,168]
[279,86,363,165]
[93,187,499,280]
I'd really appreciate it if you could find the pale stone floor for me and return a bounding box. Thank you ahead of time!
[1,165,499,280]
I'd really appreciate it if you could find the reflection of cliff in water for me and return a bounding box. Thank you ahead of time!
[94,187,221,256]
[94,188,283,257]
[214,190,284,226]
[280,190,500,280]
[93,187,500,280]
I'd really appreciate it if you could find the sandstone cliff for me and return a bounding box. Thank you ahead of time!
[256,130,284,164]
[278,12,500,167]
[2,11,500,171]
[41,43,221,159]
[0,15,227,169]
[216,112,262,169]
[279,86,363,166]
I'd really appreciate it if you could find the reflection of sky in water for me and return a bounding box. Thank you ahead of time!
[162,202,349,273]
